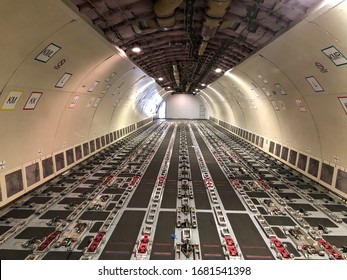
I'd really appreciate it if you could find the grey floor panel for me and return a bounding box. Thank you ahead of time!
[287,203,318,212]
[79,211,110,221]
[4,210,35,219]
[322,235,347,247]
[39,210,73,220]
[161,127,179,209]
[197,212,225,260]
[0,226,12,236]
[89,222,104,233]
[264,216,297,226]
[25,197,53,204]
[15,227,55,239]
[99,210,145,260]
[150,211,176,260]
[58,197,86,205]
[272,227,286,238]
[323,204,347,212]
[227,213,275,260]
[127,127,174,208]
[283,242,301,257]
[187,130,211,210]
[42,251,83,260]
[246,191,270,198]
[304,217,338,228]
[0,249,31,260]
[192,127,245,211]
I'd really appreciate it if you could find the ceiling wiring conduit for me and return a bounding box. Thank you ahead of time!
[172,62,180,86]
[199,0,232,56]
[154,0,183,28]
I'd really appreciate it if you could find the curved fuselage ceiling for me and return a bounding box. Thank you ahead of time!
[0,0,346,207]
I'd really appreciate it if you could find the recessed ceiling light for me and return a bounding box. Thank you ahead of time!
[215,68,222,73]
[167,86,171,89]
[131,46,142,53]
[201,83,206,86]
[158,77,164,81]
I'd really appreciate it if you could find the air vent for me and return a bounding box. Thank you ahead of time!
[248,21,259,33]
[247,6,259,19]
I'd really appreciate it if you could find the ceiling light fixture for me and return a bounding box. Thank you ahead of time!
[158,77,164,81]
[131,46,142,53]
[215,68,222,73]
[201,83,206,86]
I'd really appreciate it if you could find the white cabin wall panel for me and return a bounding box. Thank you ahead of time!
[0,88,73,171]
[236,55,322,155]
[306,95,347,167]
[220,68,283,140]
[166,94,203,119]
[206,84,236,123]
[0,0,156,206]
[310,1,347,51]
[0,0,77,86]
[258,23,347,96]
[210,1,347,195]
[52,95,97,152]
[7,21,114,92]
[196,94,212,119]
[89,70,148,136]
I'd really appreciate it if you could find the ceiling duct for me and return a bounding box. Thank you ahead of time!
[172,62,180,87]
[199,0,232,56]
[154,0,183,28]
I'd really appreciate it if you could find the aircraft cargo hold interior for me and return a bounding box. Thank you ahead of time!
[1,0,347,263]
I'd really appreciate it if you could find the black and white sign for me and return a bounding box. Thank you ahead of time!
[322,46,347,66]
[1,90,23,110]
[275,83,287,95]
[93,97,102,108]
[69,95,80,108]
[35,43,61,63]
[23,92,43,110]
[88,81,99,93]
[295,99,306,112]
[306,76,324,92]
[55,73,72,88]
[271,100,279,111]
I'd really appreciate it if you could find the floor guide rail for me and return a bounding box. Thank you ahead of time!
[0,120,346,260]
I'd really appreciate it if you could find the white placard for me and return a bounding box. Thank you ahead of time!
[295,99,306,112]
[262,87,271,96]
[23,92,42,110]
[93,97,102,108]
[35,43,61,63]
[278,100,286,110]
[1,90,23,110]
[306,76,324,92]
[102,84,111,94]
[271,100,279,111]
[88,81,99,93]
[322,46,347,66]
[69,95,80,108]
[87,97,95,107]
[251,89,259,98]
[55,73,72,88]
[275,83,287,95]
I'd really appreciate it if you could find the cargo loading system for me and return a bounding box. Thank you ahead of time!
[0,120,347,260]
